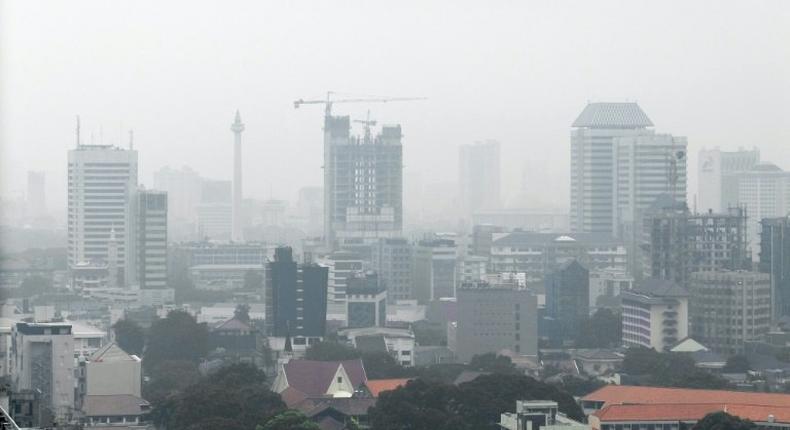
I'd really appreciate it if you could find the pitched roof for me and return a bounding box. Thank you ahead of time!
[572,102,653,129]
[355,335,388,354]
[670,337,709,353]
[83,395,149,417]
[365,378,411,397]
[583,385,790,409]
[595,403,790,424]
[90,342,140,362]
[212,317,252,332]
[282,359,367,397]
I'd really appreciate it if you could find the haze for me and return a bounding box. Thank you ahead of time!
[2,0,789,216]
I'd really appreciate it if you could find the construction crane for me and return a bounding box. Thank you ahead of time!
[353,110,376,141]
[293,91,426,116]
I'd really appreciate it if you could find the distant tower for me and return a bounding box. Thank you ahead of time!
[230,110,245,242]
[107,227,118,288]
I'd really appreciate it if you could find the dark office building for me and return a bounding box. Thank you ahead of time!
[346,272,387,328]
[760,217,790,318]
[266,247,328,339]
[544,259,589,340]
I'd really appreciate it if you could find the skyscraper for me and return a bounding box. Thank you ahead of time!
[137,189,168,290]
[459,140,501,221]
[231,110,245,242]
[324,114,403,248]
[570,102,654,234]
[760,217,790,319]
[735,163,790,255]
[68,144,138,285]
[697,147,760,213]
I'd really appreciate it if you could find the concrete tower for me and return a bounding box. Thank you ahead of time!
[230,110,245,242]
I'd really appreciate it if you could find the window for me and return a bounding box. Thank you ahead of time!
[337,376,343,384]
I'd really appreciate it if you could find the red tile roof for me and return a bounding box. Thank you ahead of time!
[365,378,411,397]
[583,385,790,408]
[595,403,790,424]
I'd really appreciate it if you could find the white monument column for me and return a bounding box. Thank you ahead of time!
[231,110,245,242]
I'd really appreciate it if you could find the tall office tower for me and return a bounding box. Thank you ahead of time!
[736,163,790,255]
[231,110,245,242]
[544,260,589,340]
[570,102,654,234]
[371,238,413,303]
[689,270,771,355]
[68,144,138,286]
[459,140,501,221]
[455,281,538,362]
[196,179,232,240]
[324,114,403,248]
[10,322,75,422]
[642,205,750,289]
[266,247,328,344]
[760,217,790,319]
[697,147,760,213]
[26,171,47,219]
[317,251,364,320]
[415,238,458,300]
[613,134,687,275]
[153,165,202,240]
[137,190,168,290]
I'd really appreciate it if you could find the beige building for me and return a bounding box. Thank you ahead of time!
[86,343,141,397]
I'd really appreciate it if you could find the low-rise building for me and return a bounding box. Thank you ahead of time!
[589,269,633,315]
[271,359,367,407]
[621,278,688,351]
[500,400,589,430]
[338,326,416,367]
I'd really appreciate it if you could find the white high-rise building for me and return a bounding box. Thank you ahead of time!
[697,147,760,213]
[736,163,790,255]
[68,144,138,285]
[570,103,654,234]
[459,140,501,221]
[137,189,168,290]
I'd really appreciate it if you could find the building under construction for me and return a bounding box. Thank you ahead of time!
[642,202,750,289]
[323,114,403,249]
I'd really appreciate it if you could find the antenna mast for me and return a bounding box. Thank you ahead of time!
[76,115,81,147]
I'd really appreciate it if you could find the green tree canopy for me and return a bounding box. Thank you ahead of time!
[257,410,320,430]
[144,310,208,370]
[362,351,411,379]
[622,347,730,389]
[691,411,756,430]
[723,355,751,373]
[112,319,145,357]
[468,353,520,375]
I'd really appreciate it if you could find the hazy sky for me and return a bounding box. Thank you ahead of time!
[2,1,789,213]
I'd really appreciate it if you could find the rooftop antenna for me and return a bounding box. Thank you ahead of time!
[129,130,134,150]
[76,115,81,147]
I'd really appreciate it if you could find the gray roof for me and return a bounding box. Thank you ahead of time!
[634,278,688,298]
[83,395,149,417]
[493,231,621,247]
[572,102,653,128]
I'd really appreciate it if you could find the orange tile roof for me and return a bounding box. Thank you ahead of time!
[583,385,790,408]
[595,403,790,424]
[365,378,411,397]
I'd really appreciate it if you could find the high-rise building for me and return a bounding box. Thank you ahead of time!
[612,134,687,274]
[137,190,167,290]
[735,163,790,255]
[371,238,413,303]
[621,278,688,351]
[459,140,501,221]
[317,251,364,320]
[231,110,245,242]
[689,270,771,355]
[196,179,232,240]
[642,205,750,289]
[153,165,202,240]
[346,272,387,328]
[416,238,458,300]
[570,103,654,234]
[544,260,589,338]
[455,281,538,362]
[760,217,790,319]
[324,114,403,248]
[68,144,138,285]
[266,247,328,342]
[10,322,75,421]
[697,147,760,213]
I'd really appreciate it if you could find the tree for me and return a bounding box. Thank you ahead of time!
[244,270,264,290]
[691,412,755,430]
[144,310,208,370]
[155,364,285,430]
[468,353,520,375]
[112,319,145,356]
[723,355,751,373]
[575,308,621,348]
[144,360,201,406]
[257,410,320,430]
[369,379,469,430]
[621,347,730,390]
[234,303,251,323]
[304,341,361,361]
[362,351,411,379]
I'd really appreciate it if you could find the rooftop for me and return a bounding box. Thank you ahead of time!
[572,102,653,129]
[83,395,149,417]
[595,403,790,424]
[364,378,411,397]
[493,231,621,247]
[583,385,790,409]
